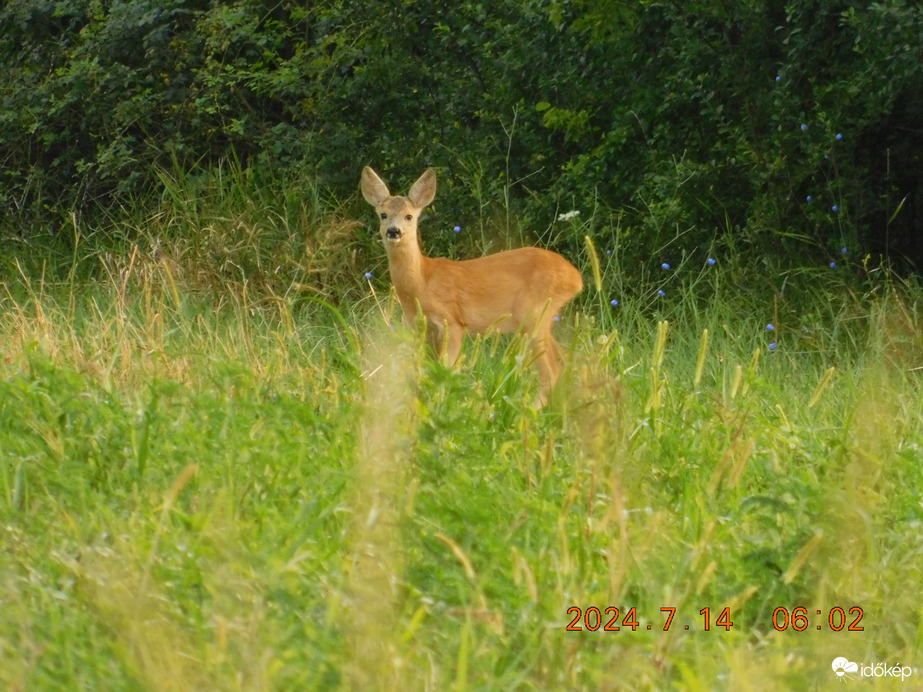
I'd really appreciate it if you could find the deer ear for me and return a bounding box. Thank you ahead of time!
[361,167,390,206]
[407,169,436,208]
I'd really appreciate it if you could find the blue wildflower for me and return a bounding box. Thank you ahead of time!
[553,315,560,322]
[453,225,461,233]
[657,290,665,297]
[661,263,670,270]
[800,124,808,132]
[610,299,619,307]
[832,205,839,213]
[769,342,777,351]
[806,195,813,202]
[830,262,837,269]
[707,257,716,265]
[776,75,782,82]
[836,133,843,141]
[364,272,373,279]
[767,323,775,331]
[841,247,848,254]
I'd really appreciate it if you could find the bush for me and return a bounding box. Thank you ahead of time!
[1,1,921,269]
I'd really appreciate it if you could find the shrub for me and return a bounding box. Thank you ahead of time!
[1,1,920,269]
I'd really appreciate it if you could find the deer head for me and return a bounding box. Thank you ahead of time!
[360,167,436,249]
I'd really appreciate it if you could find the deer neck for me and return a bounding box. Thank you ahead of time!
[385,240,428,304]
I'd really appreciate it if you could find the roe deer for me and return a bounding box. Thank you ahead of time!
[361,166,583,405]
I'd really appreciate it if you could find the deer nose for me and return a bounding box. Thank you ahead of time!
[386,227,401,239]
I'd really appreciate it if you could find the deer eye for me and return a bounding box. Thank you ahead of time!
[379,213,387,220]
[405,214,413,221]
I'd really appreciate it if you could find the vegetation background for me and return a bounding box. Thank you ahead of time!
[0,1,922,690]
[2,0,922,270]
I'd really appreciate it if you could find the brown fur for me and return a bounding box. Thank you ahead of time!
[361,166,583,404]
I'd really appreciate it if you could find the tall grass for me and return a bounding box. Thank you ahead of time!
[0,168,921,690]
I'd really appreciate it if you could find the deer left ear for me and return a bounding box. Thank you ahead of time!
[408,169,436,209]
[361,166,390,207]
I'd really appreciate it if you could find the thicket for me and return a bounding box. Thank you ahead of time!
[1,0,921,269]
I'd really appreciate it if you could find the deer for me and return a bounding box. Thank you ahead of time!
[360,166,583,406]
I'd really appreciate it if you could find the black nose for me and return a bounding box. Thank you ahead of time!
[386,227,401,239]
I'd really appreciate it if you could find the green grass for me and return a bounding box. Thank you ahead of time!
[1,187,922,690]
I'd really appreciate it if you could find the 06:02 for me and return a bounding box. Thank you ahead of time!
[772,606,864,631]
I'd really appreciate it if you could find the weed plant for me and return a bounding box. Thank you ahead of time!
[0,171,921,691]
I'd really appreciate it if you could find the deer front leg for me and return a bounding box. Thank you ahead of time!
[400,304,417,330]
[426,319,464,368]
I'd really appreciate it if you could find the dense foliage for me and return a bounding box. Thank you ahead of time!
[2,0,921,266]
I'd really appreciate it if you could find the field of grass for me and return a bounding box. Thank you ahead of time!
[1,177,921,690]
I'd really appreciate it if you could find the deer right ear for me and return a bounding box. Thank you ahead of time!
[361,167,390,207]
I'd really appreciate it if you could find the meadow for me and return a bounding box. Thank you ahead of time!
[0,171,921,691]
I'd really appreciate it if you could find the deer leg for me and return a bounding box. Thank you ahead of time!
[532,321,564,407]
[444,323,464,367]
[425,319,445,357]
[427,319,464,368]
